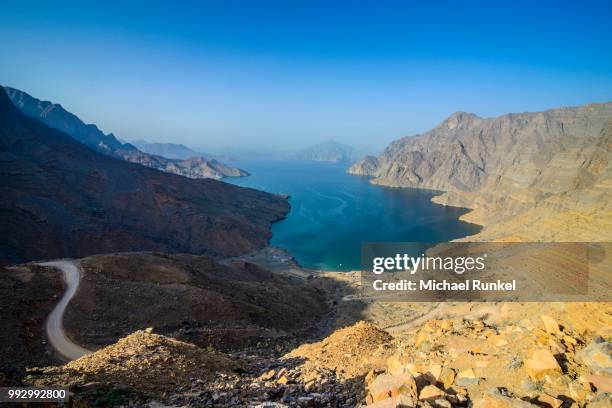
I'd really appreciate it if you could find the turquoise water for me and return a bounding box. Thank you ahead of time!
[227,160,481,271]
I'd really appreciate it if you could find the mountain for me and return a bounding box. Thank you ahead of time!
[3,86,248,179]
[0,87,288,264]
[349,103,612,241]
[131,140,207,160]
[294,140,360,163]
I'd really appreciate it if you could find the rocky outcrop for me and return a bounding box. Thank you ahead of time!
[3,86,247,179]
[348,155,380,175]
[287,321,395,379]
[0,88,288,264]
[349,103,612,241]
[30,330,239,396]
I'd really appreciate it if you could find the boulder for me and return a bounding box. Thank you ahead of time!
[581,374,612,393]
[433,398,452,408]
[472,389,538,407]
[438,367,456,389]
[576,339,612,376]
[455,368,480,386]
[260,369,276,381]
[524,349,561,381]
[587,394,612,408]
[418,384,445,401]
[366,394,416,407]
[368,373,417,403]
[540,316,561,335]
[535,393,562,408]
[387,355,413,377]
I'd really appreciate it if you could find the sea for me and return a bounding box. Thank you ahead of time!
[227,160,481,271]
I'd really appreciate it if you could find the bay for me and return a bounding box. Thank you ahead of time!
[227,160,481,271]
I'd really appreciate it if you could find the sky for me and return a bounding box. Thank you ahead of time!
[1,0,611,153]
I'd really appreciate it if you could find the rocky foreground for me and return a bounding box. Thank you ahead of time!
[24,306,611,407]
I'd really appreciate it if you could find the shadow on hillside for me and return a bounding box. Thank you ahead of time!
[58,251,371,357]
[0,251,373,404]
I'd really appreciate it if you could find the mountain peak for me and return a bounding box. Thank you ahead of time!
[0,86,22,118]
[441,111,480,130]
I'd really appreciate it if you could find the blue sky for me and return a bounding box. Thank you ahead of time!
[1,0,611,152]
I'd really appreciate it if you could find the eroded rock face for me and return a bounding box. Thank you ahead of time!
[0,89,288,264]
[348,155,380,176]
[349,103,612,241]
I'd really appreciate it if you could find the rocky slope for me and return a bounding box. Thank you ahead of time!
[349,103,612,241]
[6,244,610,406]
[0,88,288,264]
[3,86,248,179]
[0,264,63,385]
[61,252,329,350]
[31,330,240,397]
[360,313,612,408]
[25,309,612,407]
[295,140,361,163]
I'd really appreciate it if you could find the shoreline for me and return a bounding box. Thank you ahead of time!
[348,170,485,239]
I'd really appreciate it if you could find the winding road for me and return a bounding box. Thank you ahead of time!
[40,260,91,361]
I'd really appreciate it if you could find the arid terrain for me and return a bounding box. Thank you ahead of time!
[1,93,610,407]
[0,88,288,265]
[0,246,608,407]
[0,264,63,385]
[63,252,332,351]
[350,104,612,242]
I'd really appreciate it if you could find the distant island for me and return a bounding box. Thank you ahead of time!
[131,140,209,160]
[294,140,361,163]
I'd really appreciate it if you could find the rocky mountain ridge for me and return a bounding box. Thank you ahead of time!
[3,86,248,179]
[349,103,612,241]
[0,88,288,264]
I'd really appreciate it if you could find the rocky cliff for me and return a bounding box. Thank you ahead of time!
[0,88,288,264]
[349,103,612,241]
[3,86,248,179]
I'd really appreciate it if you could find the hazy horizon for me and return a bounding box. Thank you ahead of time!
[2,0,612,153]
